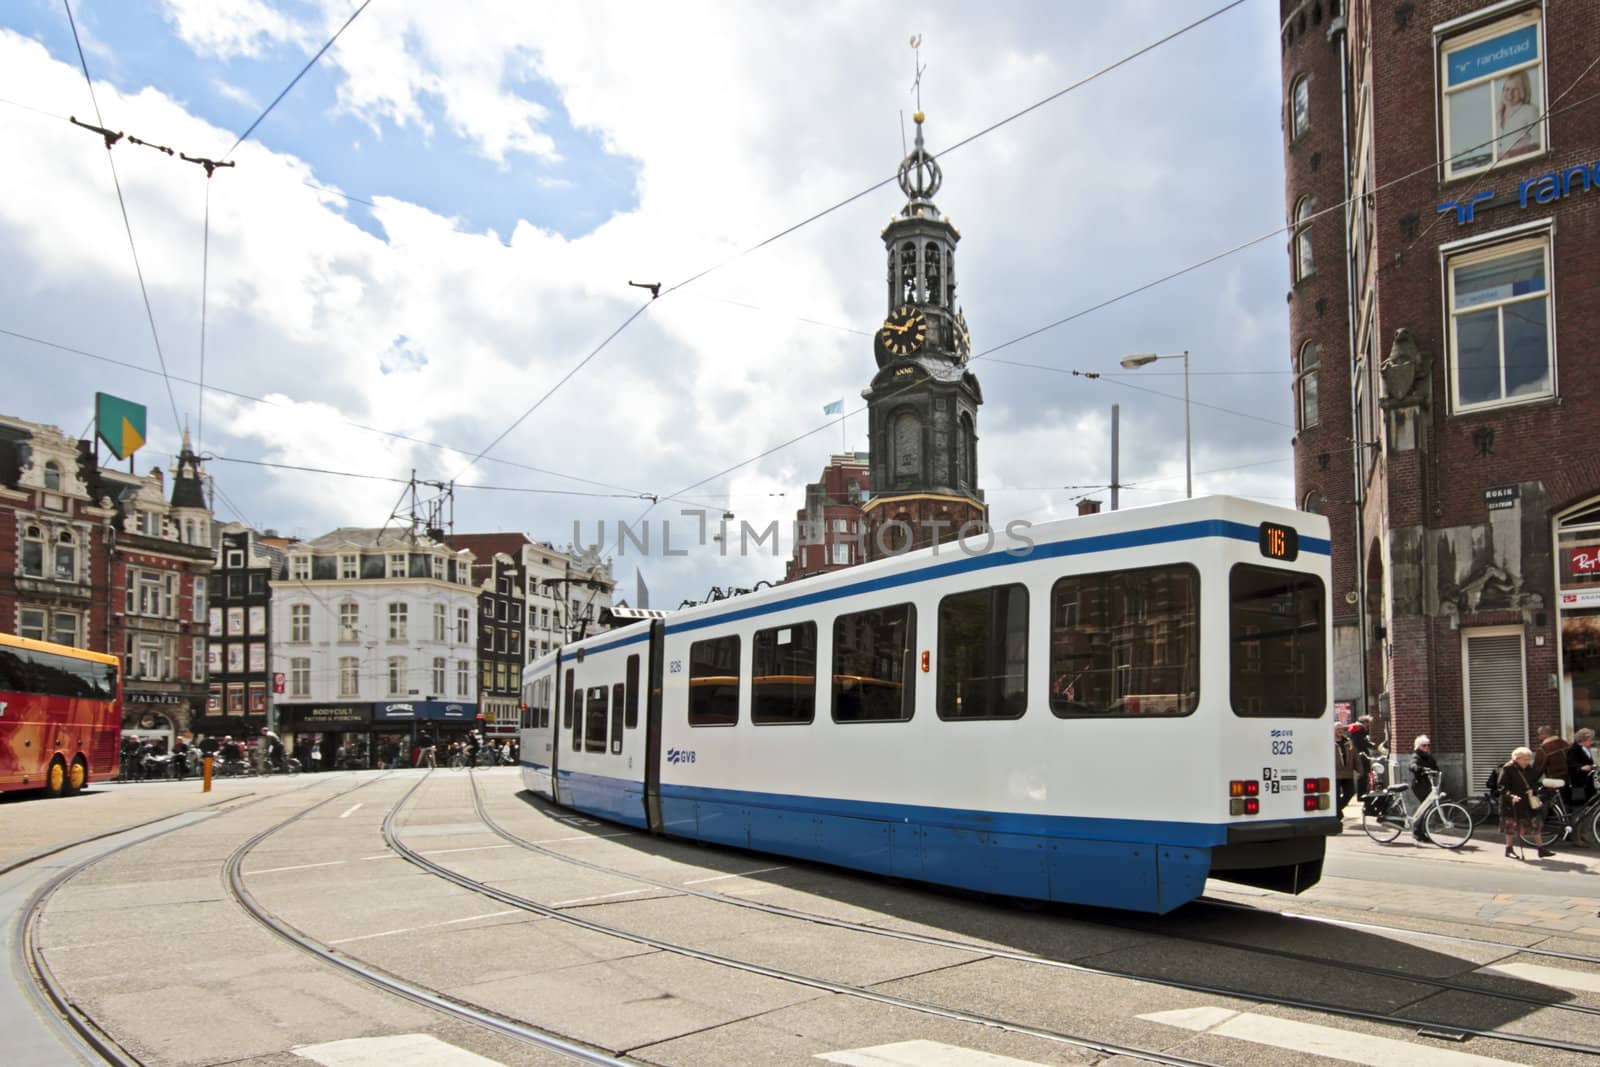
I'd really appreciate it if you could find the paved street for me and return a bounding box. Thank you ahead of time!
[6,771,1600,1066]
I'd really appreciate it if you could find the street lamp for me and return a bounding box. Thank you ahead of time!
[1119,350,1191,499]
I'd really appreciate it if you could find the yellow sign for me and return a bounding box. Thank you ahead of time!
[483,711,496,723]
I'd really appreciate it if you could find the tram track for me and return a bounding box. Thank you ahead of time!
[223,771,631,1066]
[385,771,1231,1067]
[11,780,328,1067]
[453,771,1600,1059]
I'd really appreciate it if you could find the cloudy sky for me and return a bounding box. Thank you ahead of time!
[1,0,1296,607]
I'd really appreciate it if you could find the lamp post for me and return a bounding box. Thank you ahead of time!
[1119,350,1191,499]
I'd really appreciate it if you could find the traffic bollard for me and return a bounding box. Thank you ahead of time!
[202,755,212,793]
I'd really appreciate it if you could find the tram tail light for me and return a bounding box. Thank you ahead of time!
[1229,779,1262,815]
[1305,777,1329,794]
[1229,780,1260,797]
[1244,798,1260,815]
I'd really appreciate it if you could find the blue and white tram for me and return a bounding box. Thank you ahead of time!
[520,496,1337,914]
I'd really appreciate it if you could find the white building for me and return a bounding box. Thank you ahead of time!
[269,528,478,751]
[525,541,615,660]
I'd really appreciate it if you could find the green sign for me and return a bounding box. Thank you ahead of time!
[95,392,147,460]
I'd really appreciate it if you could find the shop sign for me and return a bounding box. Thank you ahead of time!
[272,672,286,694]
[125,690,189,705]
[286,704,369,728]
[372,700,479,722]
[1570,546,1600,576]
[1560,589,1600,609]
[1484,484,1520,511]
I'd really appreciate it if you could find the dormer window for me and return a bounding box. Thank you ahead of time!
[431,555,445,580]
[340,554,358,580]
[289,555,311,581]
[387,552,407,578]
[43,461,61,491]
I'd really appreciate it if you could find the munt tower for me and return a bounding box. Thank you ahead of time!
[861,107,987,561]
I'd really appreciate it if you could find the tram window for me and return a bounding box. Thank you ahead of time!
[832,604,916,722]
[625,654,640,729]
[572,689,584,750]
[937,585,1028,720]
[586,685,608,752]
[752,622,816,725]
[563,669,574,729]
[612,682,625,753]
[1230,565,1326,718]
[689,635,740,726]
[1049,565,1199,717]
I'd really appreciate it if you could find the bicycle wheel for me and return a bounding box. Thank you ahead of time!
[1424,802,1473,850]
[1516,804,1552,848]
[1361,807,1402,843]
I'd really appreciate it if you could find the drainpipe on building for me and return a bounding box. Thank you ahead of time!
[1331,10,1371,746]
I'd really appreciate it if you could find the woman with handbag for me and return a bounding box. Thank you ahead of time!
[1500,746,1553,859]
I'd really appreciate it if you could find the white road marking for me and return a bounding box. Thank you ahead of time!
[249,860,348,875]
[549,887,657,907]
[327,910,522,945]
[420,844,513,856]
[338,803,363,819]
[1476,960,1600,994]
[684,864,788,885]
[818,1039,1049,1066]
[360,853,401,861]
[1138,1006,1522,1066]
[292,1032,504,1065]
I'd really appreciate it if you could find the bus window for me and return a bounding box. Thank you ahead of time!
[689,636,740,726]
[832,604,916,722]
[1230,564,1327,718]
[937,584,1028,720]
[752,622,816,724]
[1049,565,1199,717]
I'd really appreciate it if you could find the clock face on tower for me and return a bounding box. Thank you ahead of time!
[877,304,928,359]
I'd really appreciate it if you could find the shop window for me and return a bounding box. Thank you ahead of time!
[1441,10,1544,179]
[1447,235,1553,412]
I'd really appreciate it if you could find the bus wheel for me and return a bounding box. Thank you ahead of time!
[46,758,69,797]
[68,757,89,794]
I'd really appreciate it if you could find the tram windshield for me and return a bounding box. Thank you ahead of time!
[1229,564,1327,718]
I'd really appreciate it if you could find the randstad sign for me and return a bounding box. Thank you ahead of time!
[1438,161,1600,224]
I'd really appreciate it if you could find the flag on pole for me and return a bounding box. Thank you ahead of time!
[822,399,844,415]
[95,392,147,460]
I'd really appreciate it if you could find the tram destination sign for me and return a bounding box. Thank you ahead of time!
[1259,522,1299,562]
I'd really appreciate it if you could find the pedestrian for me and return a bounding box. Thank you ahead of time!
[1348,722,1375,795]
[172,736,189,780]
[1334,723,1355,812]
[310,738,323,772]
[1499,746,1553,859]
[1533,724,1569,806]
[1569,728,1597,804]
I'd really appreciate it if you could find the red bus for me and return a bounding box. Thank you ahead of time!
[0,632,121,796]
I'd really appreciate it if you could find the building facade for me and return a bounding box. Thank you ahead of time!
[861,110,987,559]
[205,525,285,738]
[442,533,528,737]
[269,528,478,762]
[784,452,871,581]
[1281,0,1600,792]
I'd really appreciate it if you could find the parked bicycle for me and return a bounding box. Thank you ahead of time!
[1360,765,1473,849]
[1516,768,1600,849]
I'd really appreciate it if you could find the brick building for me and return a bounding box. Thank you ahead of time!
[1281,0,1600,792]
[205,525,285,738]
[442,533,529,739]
[784,452,870,581]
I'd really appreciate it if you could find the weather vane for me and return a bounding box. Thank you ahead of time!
[909,34,925,112]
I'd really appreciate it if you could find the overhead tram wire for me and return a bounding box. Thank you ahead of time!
[60,0,182,433]
[651,83,1600,513]
[205,454,654,500]
[451,0,1254,487]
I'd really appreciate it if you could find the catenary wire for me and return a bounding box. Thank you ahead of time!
[61,0,183,432]
[207,454,652,499]
[224,0,375,160]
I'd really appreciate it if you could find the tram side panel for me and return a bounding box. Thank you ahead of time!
[549,626,652,829]
[519,657,559,800]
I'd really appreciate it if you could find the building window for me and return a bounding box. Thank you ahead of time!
[433,603,446,642]
[42,460,61,490]
[339,602,360,642]
[388,602,408,641]
[494,662,508,692]
[226,550,245,568]
[289,555,310,581]
[339,657,360,697]
[193,576,207,621]
[1297,341,1320,429]
[386,553,406,578]
[130,569,164,617]
[457,659,469,696]
[1441,10,1543,179]
[457,607,470,643]
[1447,235,1553,412]
[48,530,76,582]
[433,657,446,695]
[831,543,850,566]
[388,656,407,696]
[431,555,445,580]
[289,603,311,642]
[481,661,493,689]
[20,524,44,577]
[290,657,310,698]
[1292,197,1314,281]
[1302,490,1325,515]
[1290,75,1309,139]
[192,637,206,682]
[340,554,358,579]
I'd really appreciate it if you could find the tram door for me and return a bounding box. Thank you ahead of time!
[644,621,665,832]
[552,658,571,806]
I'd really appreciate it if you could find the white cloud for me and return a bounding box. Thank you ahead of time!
[160,0,311,59]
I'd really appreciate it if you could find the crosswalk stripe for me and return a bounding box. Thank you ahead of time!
[292,1033,504,1065]
[817,1039,1049,1067]
[1138,1006,1521,1066]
